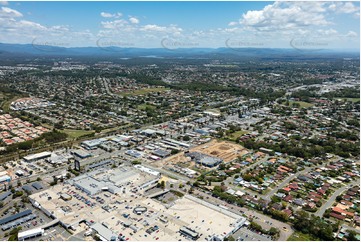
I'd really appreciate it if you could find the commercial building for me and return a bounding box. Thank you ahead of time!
[186,152,223,168]
[0,175,11,184]
[0,191,11,201]
[71,149,91,159]
[90,223,117,241]
[23,151,51,162]
[31,182,43,190]
[152,149,171,158]
[0,209,35,230]
[81,138,107,150]
[18,228,44,241]
[179,226,199,240]
[87,159,113,170]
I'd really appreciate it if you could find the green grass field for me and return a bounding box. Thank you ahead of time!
[284,101,314,108]
[100,124,132,134]
[137,104,156,111]
[119,87,168,96]
[63,129,95,139]
[287,232,319,241]
[334,97,360,103]
[227,130,249,140]
[1,95,22,112]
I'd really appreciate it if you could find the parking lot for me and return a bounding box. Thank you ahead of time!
[234,227,272,241]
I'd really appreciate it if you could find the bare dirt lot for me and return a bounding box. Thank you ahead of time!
[189,139,249,163]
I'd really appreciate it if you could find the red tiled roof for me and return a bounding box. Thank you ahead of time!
[330,212,345,220]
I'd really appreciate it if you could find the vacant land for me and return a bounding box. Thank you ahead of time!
[119,87,168,96]
[191,139,249,162]
[334,97,360,103]
[287,231,319,241]
[1,95,23,112]
[137,104,157,110]
[227,130,249,141]
[284,101,313,108]
[63,129,95,139]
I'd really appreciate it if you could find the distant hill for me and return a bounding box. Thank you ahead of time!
[0,43,359,60]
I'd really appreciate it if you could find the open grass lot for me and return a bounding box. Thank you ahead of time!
[287,231,319,241]
[119,87,168,96]
[100,124,132,134]
[334,97,360,103]
[1,95,23,112]
[284,101,314,108]
[137,103,156,110]
[227,130,249,140]
[63,129,95,139]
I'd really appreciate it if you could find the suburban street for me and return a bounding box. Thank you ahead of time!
[315,179,360,217]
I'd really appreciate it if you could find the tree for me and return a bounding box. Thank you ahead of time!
[346,230,358,241]
[183,135,190,141]
[268,227,279,236]
[224,236,235,241]
[159,181,165,189]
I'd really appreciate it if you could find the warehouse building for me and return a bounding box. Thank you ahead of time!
[81,138,107,150]
[31,182,43,190]
[152,149,171,158]
[0,191,11,201]
[71,149,91,159]
[0,209,34,231]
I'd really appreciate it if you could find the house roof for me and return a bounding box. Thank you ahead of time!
[283,187,291,192]
[332,207,354,217]
[330,212,345,220]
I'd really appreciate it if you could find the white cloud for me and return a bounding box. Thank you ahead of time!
[317,28,338,36]
[228,21,238,26]
[129,17,139,24]
[329,2,359,14]
[100,12,122,18]
[346,31,358,38]
[140,24,182,34]
[240,2,330,31]
[0,6,23,18]
[101,19,128,29]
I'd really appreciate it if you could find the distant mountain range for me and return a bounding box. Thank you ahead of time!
[0,43,359,60]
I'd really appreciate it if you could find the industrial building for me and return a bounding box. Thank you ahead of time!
[31,182,43,190]
[81,138,107,150]
[0,209,35,231]
[71,149,91,159]
[125,149,142,158]
[0,191,11,201]
[152,149,171,158]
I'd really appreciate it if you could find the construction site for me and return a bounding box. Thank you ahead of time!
[153,140,250,177]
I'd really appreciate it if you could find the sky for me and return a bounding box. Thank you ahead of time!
[0,1,359,50]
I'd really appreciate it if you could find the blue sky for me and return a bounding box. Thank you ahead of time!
[0,1,359,50]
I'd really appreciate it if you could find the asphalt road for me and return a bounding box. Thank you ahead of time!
[315,179,360,217]
[263,159,336,200]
